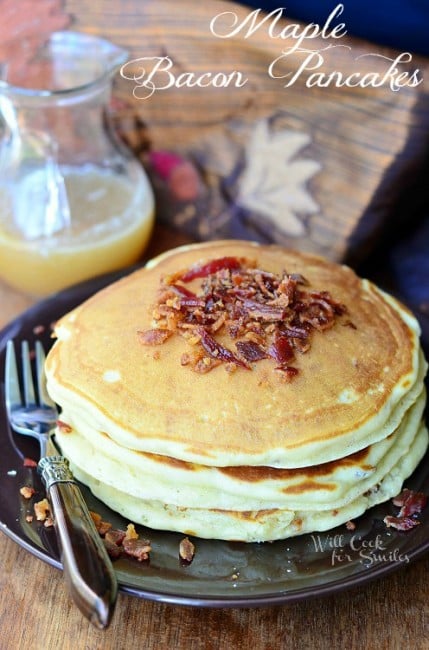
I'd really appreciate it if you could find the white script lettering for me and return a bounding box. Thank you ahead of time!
[120,57,248,99]
[210,4,347,55]
[269,49,423,91]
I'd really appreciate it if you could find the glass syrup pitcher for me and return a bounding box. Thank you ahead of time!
[0,31,154,296]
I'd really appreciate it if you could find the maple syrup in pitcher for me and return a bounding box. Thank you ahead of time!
[0,31,154,295]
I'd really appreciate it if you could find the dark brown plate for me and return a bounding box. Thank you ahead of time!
[1,268,428,607]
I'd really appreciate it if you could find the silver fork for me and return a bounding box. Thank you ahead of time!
[4,340,118,629]
[5,340,57,457]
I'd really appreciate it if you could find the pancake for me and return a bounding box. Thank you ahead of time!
[46,240,425,467]
[54,387,426,512]
[45,240,428,541]
[61,423,428,543]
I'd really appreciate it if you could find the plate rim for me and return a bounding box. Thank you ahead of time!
[1,267,428,608]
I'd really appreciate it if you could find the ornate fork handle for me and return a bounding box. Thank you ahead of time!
[38,456,118,629]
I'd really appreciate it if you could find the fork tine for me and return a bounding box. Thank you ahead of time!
[35,340,56,409]
[5,340,22,412]
[21,340,36,406]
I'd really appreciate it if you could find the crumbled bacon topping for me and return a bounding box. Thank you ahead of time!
[383,488,427,531]
[138,256,348,378]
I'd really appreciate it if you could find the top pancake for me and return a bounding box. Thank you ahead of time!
[45,240,425,468]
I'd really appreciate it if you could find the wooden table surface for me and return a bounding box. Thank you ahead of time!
[0,224,428,650]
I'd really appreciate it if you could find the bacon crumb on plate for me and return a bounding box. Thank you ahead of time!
[392,488,427,517]
[23,458,38,468]
[34,498,51,521]
[383,488,427,531]
[89,511,153,562]
[179,536,195,564]
[122,538,152,562]
[20,486,35,499]
[383,515,420,531]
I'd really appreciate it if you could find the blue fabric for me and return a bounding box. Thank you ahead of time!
[243,1,429,56]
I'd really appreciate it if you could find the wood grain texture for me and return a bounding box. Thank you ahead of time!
[64,0,429,263]
[1,533,429,650]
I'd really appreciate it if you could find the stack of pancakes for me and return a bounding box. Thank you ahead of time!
[45,241,428,542]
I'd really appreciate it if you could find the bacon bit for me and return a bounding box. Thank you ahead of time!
[346,520,356,531]
[122,538,151,561]
[122,538,152,562]
[139,256,348,379]
[292,337,311,353]
[25,515,34,523]
[44,517,54,528]
[197,326,248,369]
[276,366,299,382]
[34,498,51,521]
[179,537,195,564]
[138,328,173,345]
[23,458,37,468]
[236,340,268,362]
[33,324,45,335]
[169,283,198,299]
[383,488,427,531]
[90,511,102,527]
[105,529,126,547]
[104,539,123,559]
[194,355,222,374]
[56,420,72,433]
[90,511,112,536]
[383,516,420,531]
[90,512,153,562]
[281,325,309,340]
[180,256,243,282]
[20,486,35,499]
[97,520,112,536]
[125,523,139,541]
[243,299,285,322]
[392,488,427,517]
[268,333,294,364]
